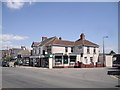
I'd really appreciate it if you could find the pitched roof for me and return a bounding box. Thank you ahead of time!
[17,50,30,55]
[51,40,74,46]
[32,42,41,47]
[75,39,99,47]
[40,37,56,46]
[32,34,99,47]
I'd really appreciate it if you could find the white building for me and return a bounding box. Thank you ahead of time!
[30,33,99,68]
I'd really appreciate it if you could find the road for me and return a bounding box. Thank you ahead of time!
[2,67,119,88]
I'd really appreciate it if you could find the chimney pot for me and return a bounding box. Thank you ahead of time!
[59,37,62,40]
[80,33,85,40]
[42,37,47,41]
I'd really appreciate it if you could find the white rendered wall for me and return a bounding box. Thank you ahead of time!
[52,46,72,54]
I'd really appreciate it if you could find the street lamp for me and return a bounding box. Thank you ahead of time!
[103,36,108,67]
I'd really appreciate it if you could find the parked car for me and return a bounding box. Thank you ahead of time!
[2,61,9,67]
[112,54,120,68]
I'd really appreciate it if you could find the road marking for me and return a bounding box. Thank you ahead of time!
[110,75,120,80]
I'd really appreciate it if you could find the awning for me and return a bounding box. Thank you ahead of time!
[69,55,77,56]
[54,53,63,56]
[30,56,41,58]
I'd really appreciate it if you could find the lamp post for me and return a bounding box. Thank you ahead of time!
[103,36,108,67]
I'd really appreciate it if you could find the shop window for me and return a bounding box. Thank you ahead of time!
[70,56,76,62]
[63,56,68,64]
[55,56,62,64]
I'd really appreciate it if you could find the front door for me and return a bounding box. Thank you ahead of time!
[63,55,68,64]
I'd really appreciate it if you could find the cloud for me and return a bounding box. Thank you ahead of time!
[0,34,29,50]
[99,45,118,53]
[5,0,35,9]
[0,34,28,41]
[6,0,25,9]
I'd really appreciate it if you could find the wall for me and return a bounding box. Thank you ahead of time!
[52,46,72,54]
[105,55,113,67]
[98,55,113,67]
[82,47,99,65]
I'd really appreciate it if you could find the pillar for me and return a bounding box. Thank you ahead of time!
[49,57,53,69]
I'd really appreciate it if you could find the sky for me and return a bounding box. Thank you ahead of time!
[1,1,118,53]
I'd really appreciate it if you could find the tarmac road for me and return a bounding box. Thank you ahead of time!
[2,67,119,88]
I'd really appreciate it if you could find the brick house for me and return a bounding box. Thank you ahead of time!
[30,33,99,68]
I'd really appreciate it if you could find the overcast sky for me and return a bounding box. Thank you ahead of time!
[1,1,118,53]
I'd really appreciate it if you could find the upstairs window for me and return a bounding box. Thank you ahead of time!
[47,46,51,54]
[93,47,96,54]
[43,50,45,55]
[71,47,73,52]
[39,48,41,54]
[87,47,90,54]
[65,47,68,52]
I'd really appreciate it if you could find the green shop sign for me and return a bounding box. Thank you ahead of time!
[45,54,54,58]
[78,46,82,49]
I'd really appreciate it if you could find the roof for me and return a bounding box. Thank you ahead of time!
[40,37,56,46]
[42,37,74,46]
[17,50,30,55]
[32,34,99,47]
[32,42,41,47]
[11,48,22,50]
[51,40,74,46]
[75,39,99,47]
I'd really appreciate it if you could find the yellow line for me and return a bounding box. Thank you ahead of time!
[110,75,120,80]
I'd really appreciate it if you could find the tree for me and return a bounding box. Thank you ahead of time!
[3,55,13,62]
[109,50,116,55]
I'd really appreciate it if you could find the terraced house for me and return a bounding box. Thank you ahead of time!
[30,33,99,68]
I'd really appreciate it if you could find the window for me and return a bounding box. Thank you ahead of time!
[47,46,51,54]
[71,47,73,52]
[43,50,45,55]
[87,47,90,54]
[63,56,68,64]
[39,48,41,54]
[65,47,68,52]
[55,56,62,64]
[84,57,87,63]
[36,49,39,55]
[70,56,76,62]
[81,53,83,57]
[90,57,93,63]
[93,47,96,54]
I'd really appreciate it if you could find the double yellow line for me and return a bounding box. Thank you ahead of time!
[110,75,120,80]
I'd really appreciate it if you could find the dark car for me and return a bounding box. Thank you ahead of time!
[2,61,9,67]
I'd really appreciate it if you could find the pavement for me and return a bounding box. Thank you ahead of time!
[2,66,119,88]
[16,65,47,69]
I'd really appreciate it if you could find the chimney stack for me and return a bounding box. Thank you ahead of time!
[42,37,47,41]
[59,37,62,40]
[80,33,85,40]
[21,46,26,50]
